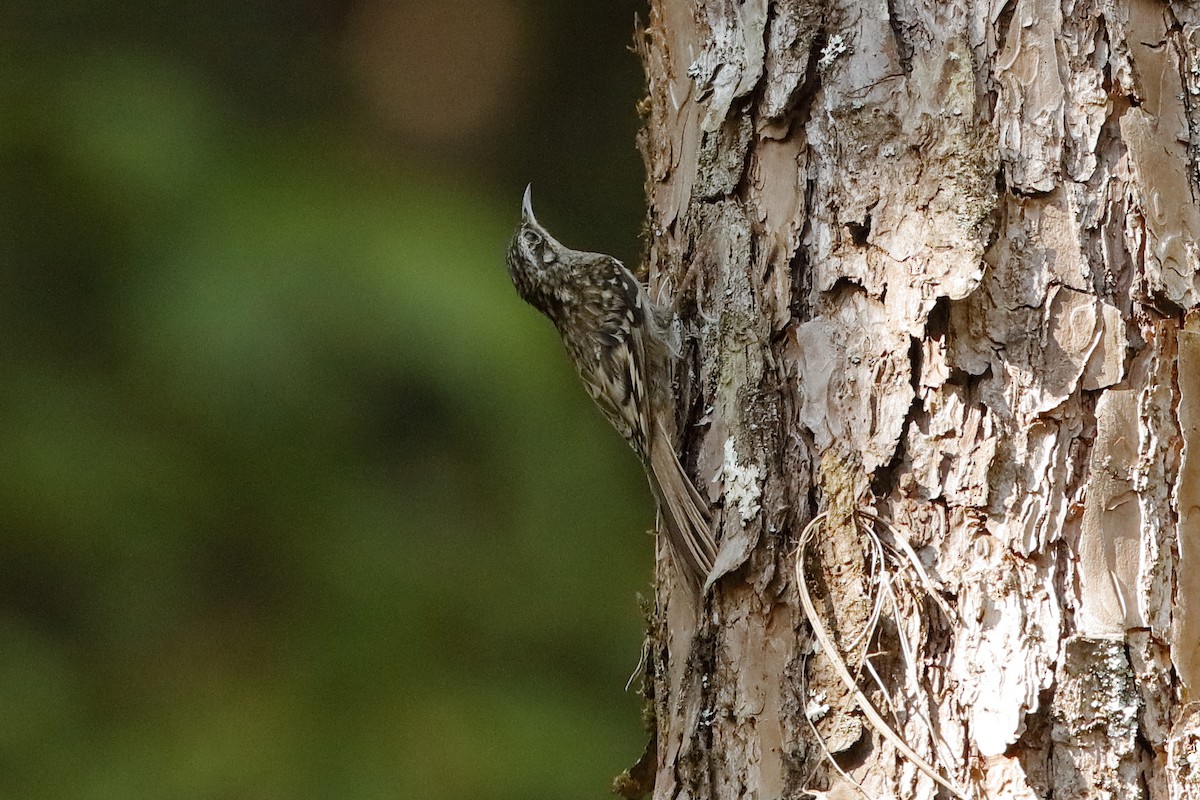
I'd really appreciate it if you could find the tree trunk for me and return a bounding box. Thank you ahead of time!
[628,1,1200,798]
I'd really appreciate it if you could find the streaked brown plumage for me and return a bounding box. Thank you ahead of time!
[506,186,717,585]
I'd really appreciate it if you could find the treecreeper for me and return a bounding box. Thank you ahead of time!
[505,186,717,587]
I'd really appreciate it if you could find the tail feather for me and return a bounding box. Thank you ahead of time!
[647,424,717,585]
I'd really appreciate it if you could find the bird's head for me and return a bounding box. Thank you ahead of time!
[506,185,570,313]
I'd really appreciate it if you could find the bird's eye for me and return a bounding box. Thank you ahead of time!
[522,230,542,248]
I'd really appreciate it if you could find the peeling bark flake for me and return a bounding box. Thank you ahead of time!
[1175,324,1200,700]
[1078,389,1144,636]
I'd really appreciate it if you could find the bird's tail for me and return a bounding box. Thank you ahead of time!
[647,424,717,586]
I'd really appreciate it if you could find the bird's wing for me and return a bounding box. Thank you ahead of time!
[569,260,654,458]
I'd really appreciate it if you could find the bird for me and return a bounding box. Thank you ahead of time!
[505,185,717,586]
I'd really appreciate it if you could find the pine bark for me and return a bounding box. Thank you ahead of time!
[631,1,1200,798]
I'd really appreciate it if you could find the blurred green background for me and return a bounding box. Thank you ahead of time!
[0,1,656,797]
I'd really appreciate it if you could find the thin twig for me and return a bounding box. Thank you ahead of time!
[795,513,968,800]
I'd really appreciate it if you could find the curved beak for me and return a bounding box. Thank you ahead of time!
[521,183,537,226]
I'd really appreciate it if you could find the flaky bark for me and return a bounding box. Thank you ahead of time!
[629,1,1200,798]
